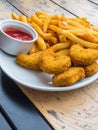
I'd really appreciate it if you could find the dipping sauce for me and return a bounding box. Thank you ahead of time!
[4,28,33,41]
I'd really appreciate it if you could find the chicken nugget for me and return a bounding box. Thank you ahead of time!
[40,49,71,74]
[84,62,98,77]
[16,51,42,70]
[40,43,71,74]
[52,67,85,87]
[69,44,98,66]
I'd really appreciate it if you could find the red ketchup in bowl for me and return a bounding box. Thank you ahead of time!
[4,28,33,41]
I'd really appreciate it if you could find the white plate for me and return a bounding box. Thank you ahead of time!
[0,50,98,91]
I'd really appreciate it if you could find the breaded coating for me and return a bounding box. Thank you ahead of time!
[55,49,69,56]
[16,51,42,70]
[40,43,71,74]
[40,54,71,74]
[84,62,98,77]
[52,67,85,86]
[29,42,42,54]
[69,44,98,66]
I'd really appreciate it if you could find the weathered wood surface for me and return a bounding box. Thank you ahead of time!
[18,81,98,130]
[6,0,74,17]
[0,0,20,21]
[88,0,98,4]
[51,0,98,25]
[0,0,98,130]
[6,0,98,25]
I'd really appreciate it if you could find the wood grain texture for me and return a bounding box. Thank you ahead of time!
[6,0,98,25]
[0,0,20,21]
[18,80,98,130]
[0,0,98,130]
[88,0,98,4]
[6,0,74,17]
[51,0,98,25]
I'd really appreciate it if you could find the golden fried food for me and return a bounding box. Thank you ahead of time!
[12,11,98,87]
[40,43,71,74]
[36,35,47,50]
[55,49,69,56]
[61,31,98,49]
[69,44,98,66]
[12,11,98,50]
[29,42,42,54]
[52,67,85,86]
[16,51,42,70]
[84,62,98,77]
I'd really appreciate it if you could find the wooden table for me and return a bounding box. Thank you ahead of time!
[0,0,98,130]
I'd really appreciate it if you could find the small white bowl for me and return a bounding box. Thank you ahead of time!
[0,19,38,55]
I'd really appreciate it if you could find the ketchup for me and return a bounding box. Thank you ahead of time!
[4,28,33,41]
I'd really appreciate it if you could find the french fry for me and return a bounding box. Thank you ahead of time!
[67,19,86,29]
[47,29,57,37]
[51,14,66,20]
[90,29,98,39]
[63,32,98,49]
[50,20,58,25]
[31,15,43,27]
[69,17,87,21]
[48,36,58,44]
[69,17,90,28]
[59,35,67,42]
[27,17,32,23]
[11,11,98,51]
[19,14,28,23]
[36,11,49,17]
[55,49,69,56]
[42,15,51,33]
[51,14,62,20]
[58,21,72,30]
[37,35,47,50]
[80,31,98,43]
[59,29,84,37]
[12,12,19,20]
[48,25,62,33]
[31,21,52,38]
[37,14,47,19]
[45,42,51,49]
[51,42,71,52]
[31,21,44,35]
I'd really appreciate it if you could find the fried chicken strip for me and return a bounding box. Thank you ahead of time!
[52,67,85,86]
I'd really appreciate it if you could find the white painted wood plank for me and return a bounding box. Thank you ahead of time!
[0,0,20,21]
[6,0,74,17]
[51,0,98,25]
[19,81,98,130]
[88,0,98,4]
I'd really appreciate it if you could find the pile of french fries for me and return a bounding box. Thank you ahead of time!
[12,11,98,50]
